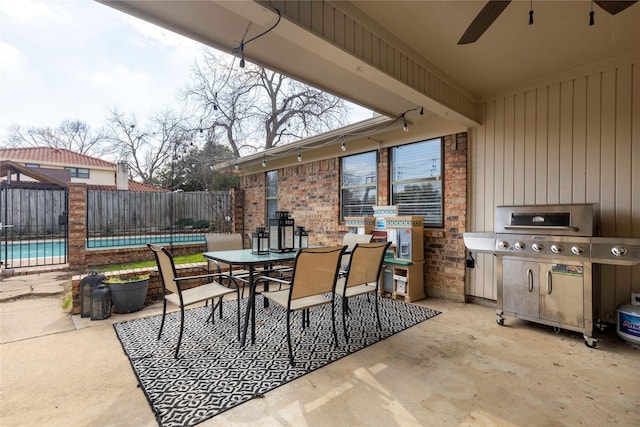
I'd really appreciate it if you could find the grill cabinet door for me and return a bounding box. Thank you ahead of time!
[539,263,584,328]
[502,258,539,319]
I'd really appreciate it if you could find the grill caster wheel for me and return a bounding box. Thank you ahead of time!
[496,317,504,326]
[584,338,597,349]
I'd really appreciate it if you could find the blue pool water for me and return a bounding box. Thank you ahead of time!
[1,234,205,261]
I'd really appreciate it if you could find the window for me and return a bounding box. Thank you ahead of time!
[266,170,278,221]
[25,163,40,168]
[341,151,377,222]
[391,138,443,227]
[64,167,90,179]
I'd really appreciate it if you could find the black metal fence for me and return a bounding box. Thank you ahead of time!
[86,190,232,248]
[0,185,69,268]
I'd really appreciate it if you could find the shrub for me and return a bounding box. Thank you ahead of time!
[194,219,210,229]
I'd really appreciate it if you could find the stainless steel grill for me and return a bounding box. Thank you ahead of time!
[464,203,640,348]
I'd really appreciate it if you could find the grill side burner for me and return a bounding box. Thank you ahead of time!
[464,203,640,348]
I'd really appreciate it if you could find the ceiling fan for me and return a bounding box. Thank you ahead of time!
[458,0,638,45]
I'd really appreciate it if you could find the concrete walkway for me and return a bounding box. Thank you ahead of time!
[1,272,639,427]
[0,270,70,302]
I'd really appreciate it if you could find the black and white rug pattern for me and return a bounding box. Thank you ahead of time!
[114,295,440,427]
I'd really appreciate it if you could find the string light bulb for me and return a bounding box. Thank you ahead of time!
[261,159,266,168]
[589,1,595,26]
[297,151,302,162]
[341,139,346,151]
[529,0,534,25]
[419,106,424,115]
[234,161,239,170]
[402,115,409,133]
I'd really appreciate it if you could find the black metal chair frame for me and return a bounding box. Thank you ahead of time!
[148,243,241,359]
[255,246,346,366]
[337,241,391,342]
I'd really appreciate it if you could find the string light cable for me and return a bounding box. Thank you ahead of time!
[252,105,424,166]
[232,8,282,69]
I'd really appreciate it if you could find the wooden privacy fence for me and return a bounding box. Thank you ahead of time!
[86,190,233,246]
[0,185,68,238]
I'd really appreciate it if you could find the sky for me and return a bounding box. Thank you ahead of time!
[0,0,372,141]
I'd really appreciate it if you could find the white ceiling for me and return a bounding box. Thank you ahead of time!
[99,1,640,125]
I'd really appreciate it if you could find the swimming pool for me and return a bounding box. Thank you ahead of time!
[1,234,205,261]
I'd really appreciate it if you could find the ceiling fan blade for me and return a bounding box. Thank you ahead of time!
[594,1,637,15]
[458,0,512,45]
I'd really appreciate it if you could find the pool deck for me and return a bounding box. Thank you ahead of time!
[0,268,70,301]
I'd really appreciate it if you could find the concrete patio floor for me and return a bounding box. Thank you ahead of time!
[0,272,638,426]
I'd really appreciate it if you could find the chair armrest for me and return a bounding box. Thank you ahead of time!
[207,259,224,274]
[255,275,291,287]
[174,272,242,290]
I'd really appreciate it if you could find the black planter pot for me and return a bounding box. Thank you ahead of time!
[107,278,149,313]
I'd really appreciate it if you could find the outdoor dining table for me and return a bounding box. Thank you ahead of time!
[202,249,298,346]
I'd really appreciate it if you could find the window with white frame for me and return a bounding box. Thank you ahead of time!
[391,138,443,227]
[266,170,278,221]
[340,151,377,222]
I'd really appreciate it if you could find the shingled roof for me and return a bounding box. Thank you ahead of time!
[0,147,115,169]
[88,181,170,192]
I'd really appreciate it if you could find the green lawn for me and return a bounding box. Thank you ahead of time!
[97,253,206,272]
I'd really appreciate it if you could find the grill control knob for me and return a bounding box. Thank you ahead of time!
[514,242,526,251]
[550,244,563,254]
[611,246,628,257]
[571,246,585,255]
[532,243,544,252]
[498,240,509,249]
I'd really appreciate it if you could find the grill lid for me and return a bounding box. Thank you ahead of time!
[495,204,599,237]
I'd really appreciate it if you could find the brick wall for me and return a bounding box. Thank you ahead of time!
[242,159,348,246]
[424,133,467,302]
[240,132,468,302]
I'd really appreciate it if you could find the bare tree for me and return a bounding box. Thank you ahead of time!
[5,120,112,157]
[106,108,195,185]
[182,50,349,157]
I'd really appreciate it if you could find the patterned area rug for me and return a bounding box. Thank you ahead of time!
[114,295,440,427]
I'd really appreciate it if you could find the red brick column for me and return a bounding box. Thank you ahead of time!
[377,148,390,206]
[424,132,467,302]
[67,183,87,270]
[230,188,244,237]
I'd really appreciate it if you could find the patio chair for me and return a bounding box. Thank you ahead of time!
[205,233,251,297]
[335,241,391,342]
[148,243,241,359]
[341,233,373,271]
[256,245,346,366]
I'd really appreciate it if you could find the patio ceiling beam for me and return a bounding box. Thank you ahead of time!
[97,0,479,127]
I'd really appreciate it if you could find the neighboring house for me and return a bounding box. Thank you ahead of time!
[0,147,166,192]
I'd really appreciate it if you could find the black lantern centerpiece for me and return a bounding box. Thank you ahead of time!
[80,270,106,318]
[269,211,295,252]
[90,283,111,320]
[294,226,309,249]
[251,227,270,255]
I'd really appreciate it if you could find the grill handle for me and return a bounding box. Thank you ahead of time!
[547,270,552,295]
[527,268,533,292]
[504,225,579,232]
